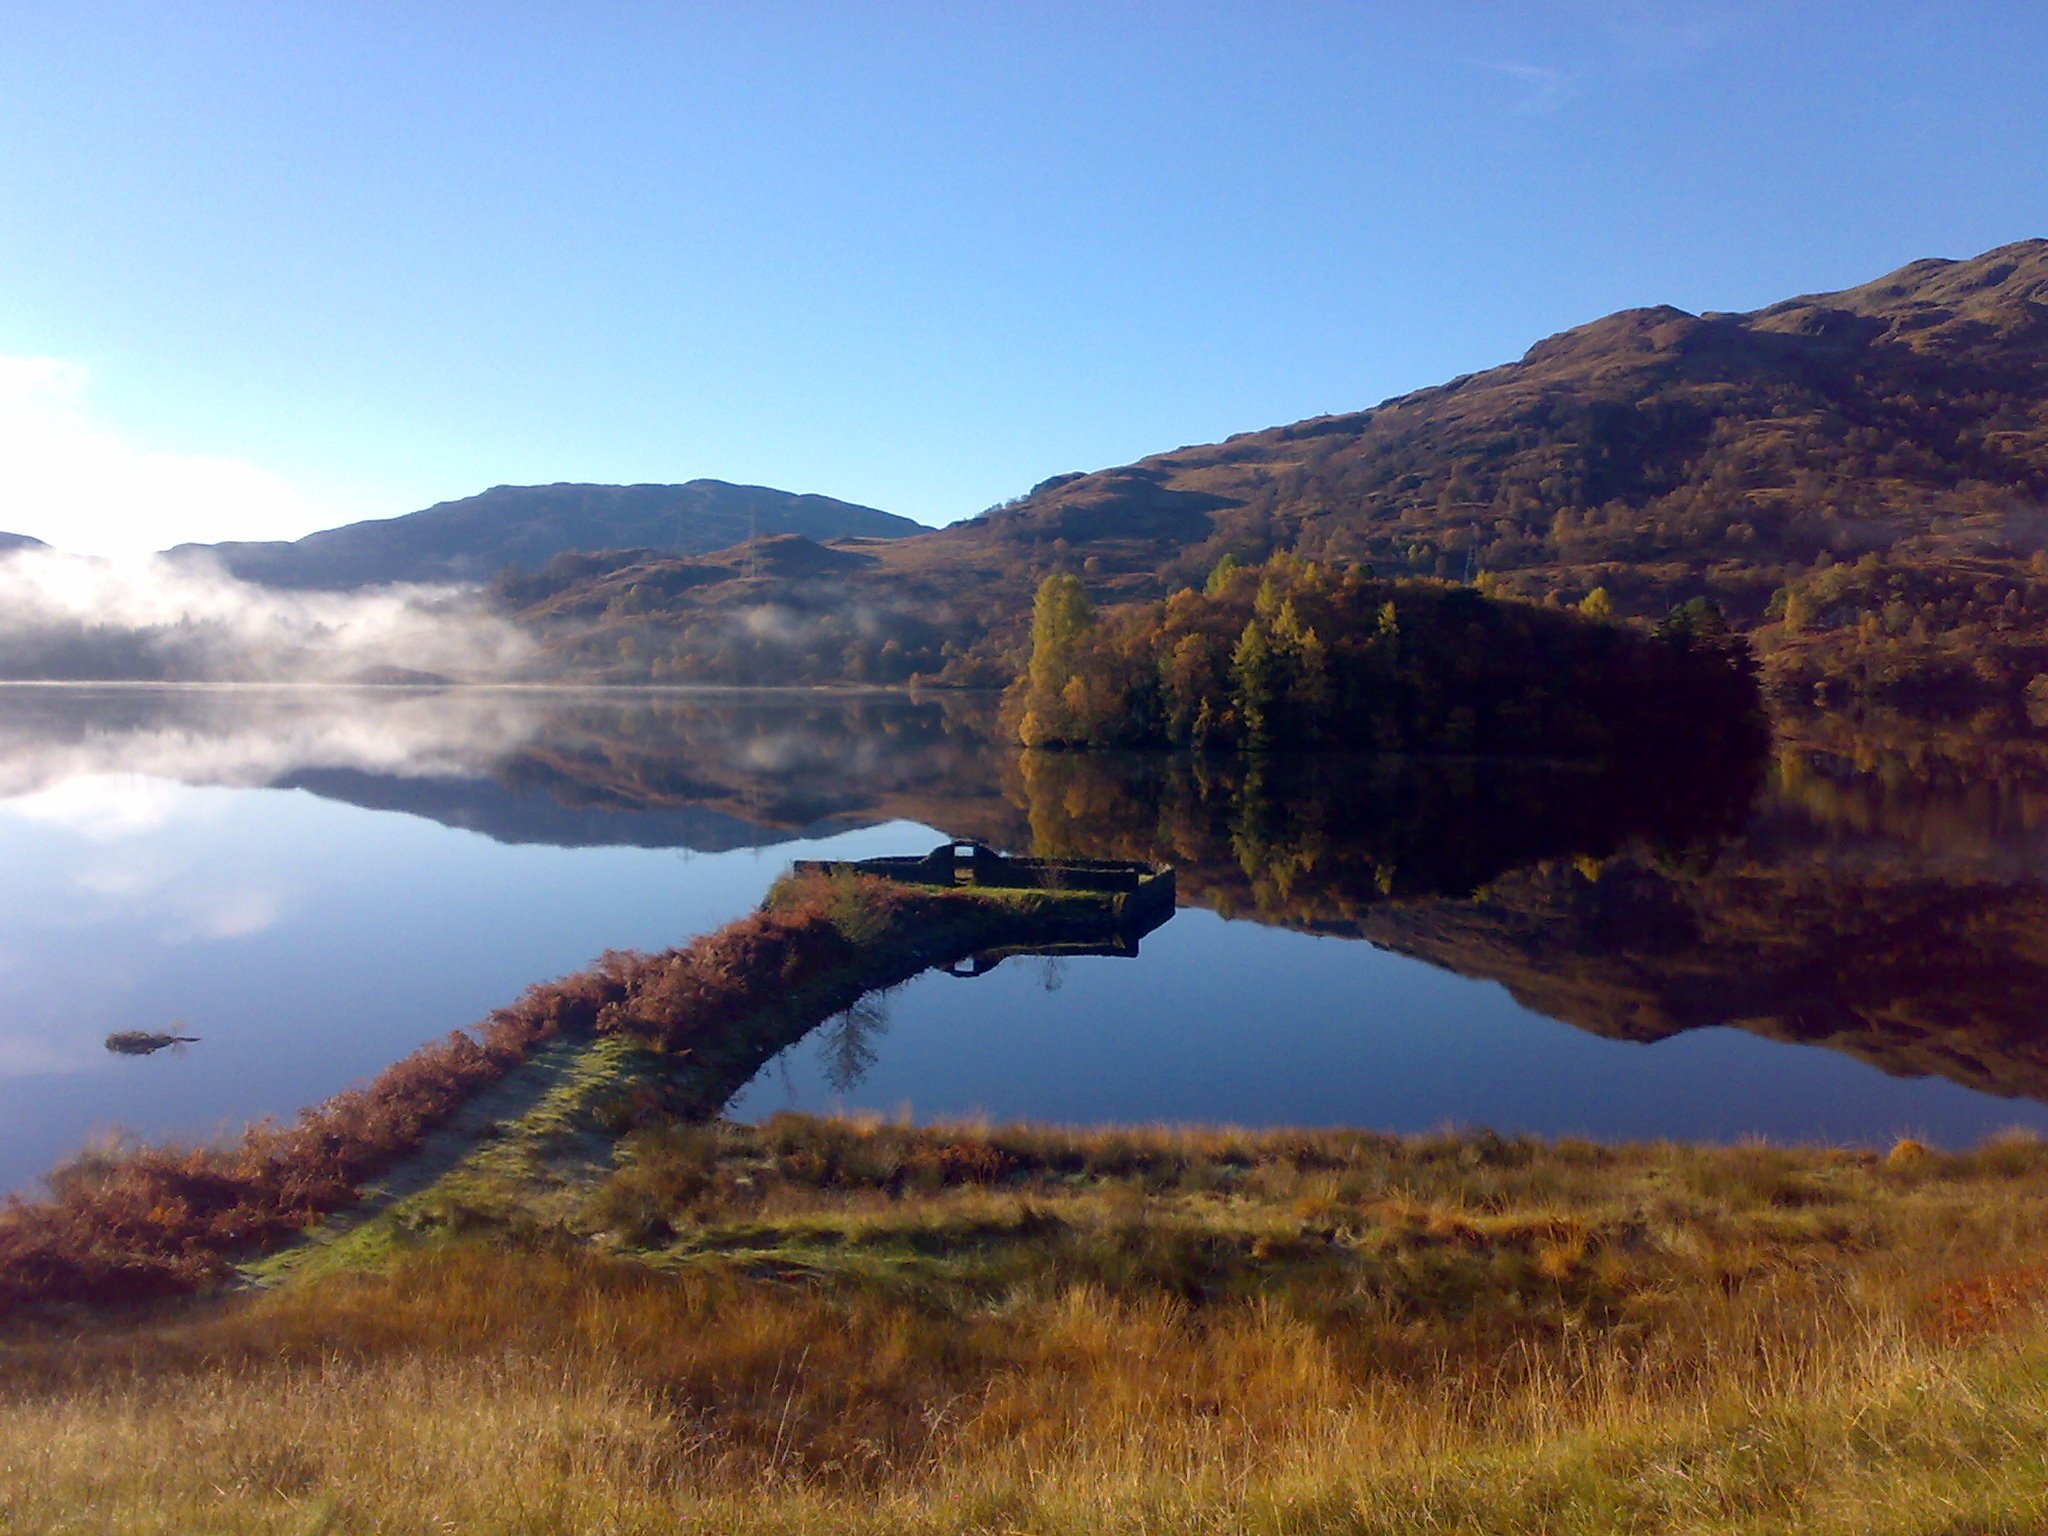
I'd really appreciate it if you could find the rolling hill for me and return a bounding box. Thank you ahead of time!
[514,240,2048,703]
[168,480,923,590]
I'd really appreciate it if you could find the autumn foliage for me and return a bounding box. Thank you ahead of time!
[1012,554,1767,759]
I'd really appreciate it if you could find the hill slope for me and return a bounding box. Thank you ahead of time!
[518,241,2048,699]
[0,533,45,553]
[935,239,2048,600]
[171,480,923,590]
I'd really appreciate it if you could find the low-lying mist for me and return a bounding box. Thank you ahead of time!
[0,548,539,684]
[0,686,555,800]
[0,686,1011,823]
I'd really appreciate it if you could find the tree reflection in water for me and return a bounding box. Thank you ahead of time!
[817,991,892,1096]
[1003,724,2048,1107]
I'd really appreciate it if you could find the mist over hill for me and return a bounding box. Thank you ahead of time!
[168,480,923,590]
[0,546,538,684]
[0,482,919,685]
[516,240,2048,704]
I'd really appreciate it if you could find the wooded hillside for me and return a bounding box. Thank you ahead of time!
[506,241,2048,707]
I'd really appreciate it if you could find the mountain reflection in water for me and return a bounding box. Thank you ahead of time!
[0,684,1011,850]
[4,685,2048,1187]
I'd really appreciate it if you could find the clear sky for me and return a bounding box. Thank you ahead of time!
[3,2,2045,555]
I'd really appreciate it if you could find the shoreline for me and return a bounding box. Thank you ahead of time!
[0,865,1169,1315]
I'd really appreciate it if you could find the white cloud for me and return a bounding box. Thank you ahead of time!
[0,357,349,556]
[5,774,200,840]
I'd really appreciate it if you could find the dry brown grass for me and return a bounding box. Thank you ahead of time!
[11,1121,2048,1532]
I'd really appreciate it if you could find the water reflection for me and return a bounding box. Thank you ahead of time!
[4,685,2048,1183]
[0,684,548,794]
[997,731,2048,1108]
[1004,747,1762,923]
[0,683,1008,850]
[817,993,891,1096]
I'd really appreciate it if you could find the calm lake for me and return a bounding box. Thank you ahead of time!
[5,683,2048,1194]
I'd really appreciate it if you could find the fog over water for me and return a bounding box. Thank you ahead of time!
[0,685,550,797]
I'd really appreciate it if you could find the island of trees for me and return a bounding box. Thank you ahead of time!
[1012,554,1767,759]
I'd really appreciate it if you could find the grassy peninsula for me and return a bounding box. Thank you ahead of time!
[0,868,1153,1311]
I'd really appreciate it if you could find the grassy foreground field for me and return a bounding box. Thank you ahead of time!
[11,1117,2048,1534]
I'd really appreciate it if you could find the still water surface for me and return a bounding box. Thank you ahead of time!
[4,684,2046,1193]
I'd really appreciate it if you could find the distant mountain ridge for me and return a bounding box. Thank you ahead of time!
[0,532,45,552]
[169,480,923,590]
[503,239,2048,702]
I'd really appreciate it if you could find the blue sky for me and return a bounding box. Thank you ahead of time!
[2,2,2044,554]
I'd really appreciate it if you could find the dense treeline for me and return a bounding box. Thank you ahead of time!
[1010,555,1767,760]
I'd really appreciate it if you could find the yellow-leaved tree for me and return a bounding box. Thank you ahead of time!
[1018,573,1095,746]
